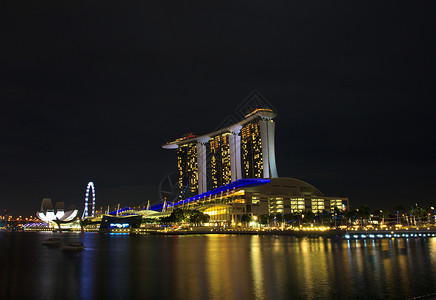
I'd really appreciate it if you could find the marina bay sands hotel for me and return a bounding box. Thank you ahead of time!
[163,108,348,224]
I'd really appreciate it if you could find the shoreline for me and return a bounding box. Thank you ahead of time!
[144,229,344,237]
[134,228,436,238]
[15,227,436,239]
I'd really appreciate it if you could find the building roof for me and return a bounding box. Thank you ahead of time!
[162,108,276,149]
[175,178,271,206]
[148,178,271,211]
[244,177,325,197]
[146,177,346,212]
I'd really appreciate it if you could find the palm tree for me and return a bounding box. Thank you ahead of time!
[393,204,405,224]
[357,205,370,228]
[380,210,390,224]
[304,211,314,225]
[294,212,303,227]
[344,209,358,226]
[316,210,330,226]
[409,204,428,226]
[241,214,251,227]
[283,213,293,226]
[259,214,269,226]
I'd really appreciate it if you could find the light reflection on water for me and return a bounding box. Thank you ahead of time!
[1,232,436,299]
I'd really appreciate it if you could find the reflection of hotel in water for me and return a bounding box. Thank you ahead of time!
[163,108,348,224]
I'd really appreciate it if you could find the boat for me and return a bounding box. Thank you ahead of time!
[60,242,85,251]
[41,237,61,246]
[98,214,142,234]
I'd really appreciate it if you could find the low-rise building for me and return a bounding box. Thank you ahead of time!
[168,177,348,225]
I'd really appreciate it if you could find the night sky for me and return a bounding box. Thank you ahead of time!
[1,1,435,216]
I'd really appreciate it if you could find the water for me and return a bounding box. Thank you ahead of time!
[1,232,436,299]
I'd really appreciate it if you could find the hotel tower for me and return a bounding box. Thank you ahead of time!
[163,108,278,198]
[162,107,348,223]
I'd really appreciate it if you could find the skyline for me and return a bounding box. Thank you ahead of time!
[1,1,435,216]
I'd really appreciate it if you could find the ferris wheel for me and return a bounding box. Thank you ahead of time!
[82,181,96,219]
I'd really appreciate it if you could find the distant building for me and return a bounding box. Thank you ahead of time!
[36,198,78,223]
[165,178,348,225]
[163,108,278,198]
[176,141,199,198]
[162,108,348,224]
[240,109,278,179]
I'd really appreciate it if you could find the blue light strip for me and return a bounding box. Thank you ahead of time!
[112,179,271,213]
[153,178,270,211]
[149,202,172,211]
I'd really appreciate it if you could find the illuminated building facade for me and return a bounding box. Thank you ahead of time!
[164,177,349,225]
[162,108,348,224]
[209,136,221,189]
[163,108,278,199]
[210,134,232,189]
[36,198,78,223]
[177,144,199,198]
[241,122,263,178]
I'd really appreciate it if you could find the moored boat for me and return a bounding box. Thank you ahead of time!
[98,214,142,234]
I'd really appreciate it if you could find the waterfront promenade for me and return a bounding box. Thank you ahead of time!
[36,226,435,239]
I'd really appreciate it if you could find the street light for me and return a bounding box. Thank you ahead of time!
[431,207,435,224]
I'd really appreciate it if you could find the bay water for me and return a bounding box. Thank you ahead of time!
[1,232,436,299]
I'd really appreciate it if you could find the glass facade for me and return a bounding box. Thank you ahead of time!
[177,144,198,198]
[330,199,344,211]
[291,198,306,213]
[241,122,263,179]
[311,198,325,214]
[210,136,221,189]
[202,205,232,222]
[210,133,232,189]
[269,197,284,214]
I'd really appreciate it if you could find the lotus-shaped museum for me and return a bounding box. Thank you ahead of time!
[36,198,78,223]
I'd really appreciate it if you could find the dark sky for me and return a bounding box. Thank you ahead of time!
[1,1,435,216]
